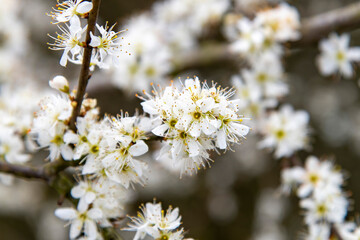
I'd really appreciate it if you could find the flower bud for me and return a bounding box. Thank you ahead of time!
[49,75,69,93]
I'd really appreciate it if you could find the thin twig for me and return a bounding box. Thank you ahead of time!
[69,0,102,131]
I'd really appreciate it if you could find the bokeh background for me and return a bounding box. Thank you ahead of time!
[1,0,360,239]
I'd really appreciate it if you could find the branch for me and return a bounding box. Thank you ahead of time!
[0,161,48,180]
[69,0,102,131]
[0,158,80,181]
[298,2,360,45]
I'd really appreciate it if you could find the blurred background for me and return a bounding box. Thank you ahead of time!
[1,0,360,239]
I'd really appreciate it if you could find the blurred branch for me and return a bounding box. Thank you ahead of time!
[174,2,360,72]
[69,0,102,131]
[298,2,360,45]
[0,161,48,180]
[0,158,80,181]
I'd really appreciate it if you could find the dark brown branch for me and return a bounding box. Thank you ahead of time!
[69,0,102,131]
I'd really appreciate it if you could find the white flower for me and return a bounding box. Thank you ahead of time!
[242,53,288,99]
[125,201,183,240]
[100,140,148,188]
[317,33,360,78]
[36,123,74,161]
[0,127,30,164]
[89,23,126,67]
[49,0,93,23]
[65,117,102,161]
[255,3,301,42]
[91,180,126,220]
[229,17,265,56]
[300,193,348,224]
[297,156,343,198]
[71,181,97,211]
[305,224,330,240]
[49,75,69,93]
[55,206,103,240]
[258,105,310,158]
[48,16,86,66]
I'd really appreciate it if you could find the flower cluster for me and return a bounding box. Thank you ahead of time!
[230,52,287,119]
[0,83,48,184]
[73,113,152,188]
[282,156,348,239]
[31,76,76,161]
[126,201,189,240]
[226,3,300,119]
[225,3,311,159]
[317,33,360,79]
[140,77,250,176]
[55,179,127,239]
[48,0,126,69]
[226,2,300,60]
[0,0,29,82]
[111,0,229,92]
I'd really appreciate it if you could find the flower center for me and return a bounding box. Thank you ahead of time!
[145,67,156,77]
[129,64,139,75]
[316,204,327,216]
[336,51,345,62]
[51,135,63,145]
[169,119,177,128]
[179,131,187,139]
[81,136,88,142]
[90,145,99,154]
[309,174,319,184]
[193,111,202,120]
[257,73,268,83]
[275,129,285,139]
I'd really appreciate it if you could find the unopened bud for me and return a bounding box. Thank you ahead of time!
[49,75,69,93]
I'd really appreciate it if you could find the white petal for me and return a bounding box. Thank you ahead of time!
[84,219,98,239]
[64,132,79,144]
[216,130,227,149]
[88,208,103,220]
[76,2,93,14]
[152,124,169,136]
[129,141,148,156]
[71,185,86,198]
[77,198,89,213]
[189,122,201,138]
[60,49,69,67]
[85,192,96,204]
[340,62,353,78]
[55,208,77,220]
[60,144,74,160]
[89,32,101,47]
[187,139,200,157]
[348,47,360,61]
[231,123,250,137]
[70,219,83,239]
[141,100,158,115]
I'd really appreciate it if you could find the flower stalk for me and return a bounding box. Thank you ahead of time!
[69,0,102,131]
